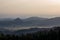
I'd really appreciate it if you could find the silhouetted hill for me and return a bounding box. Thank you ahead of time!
[22,17,60,26]
[40,17,60,26]
[0,26,60,40]
[23,17,48,22]
[0,26,58,35]
[0,17,60,27]
[21,17,48,26]
[0,18,23,27]
[0,27,50,35]
[13,18,23,25]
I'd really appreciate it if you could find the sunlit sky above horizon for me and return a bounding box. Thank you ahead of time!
[0,0,60,18]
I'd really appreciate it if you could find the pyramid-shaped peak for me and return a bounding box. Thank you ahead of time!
[14,18,22,21]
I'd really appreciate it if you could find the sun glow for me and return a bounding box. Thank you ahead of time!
[49,0,60,3]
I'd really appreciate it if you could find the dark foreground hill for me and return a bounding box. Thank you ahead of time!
[0,26,60,40]
[0,27,50,35]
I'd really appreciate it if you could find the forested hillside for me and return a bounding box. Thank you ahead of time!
[0,26,60,40]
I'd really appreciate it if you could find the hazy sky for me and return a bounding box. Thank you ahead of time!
[0,0,60,18]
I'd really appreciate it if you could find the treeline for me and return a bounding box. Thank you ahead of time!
[0,27,60,40]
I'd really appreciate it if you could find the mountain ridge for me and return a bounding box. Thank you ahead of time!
[0,17,60,27]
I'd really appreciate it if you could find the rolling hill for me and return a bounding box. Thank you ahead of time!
[0,17,60,27]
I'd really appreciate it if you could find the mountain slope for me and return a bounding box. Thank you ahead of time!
[23,17,48,22]
[21,17,60,26]
[0,17,60,27]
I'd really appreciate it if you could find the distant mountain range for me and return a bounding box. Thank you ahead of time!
[0,17,60,27]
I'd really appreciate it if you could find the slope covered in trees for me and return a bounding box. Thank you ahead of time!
[0,26,60,40]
